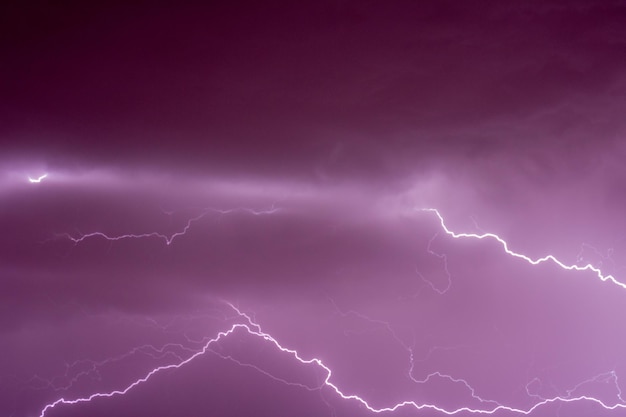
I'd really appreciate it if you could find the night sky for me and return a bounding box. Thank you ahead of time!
[3,2,626,416]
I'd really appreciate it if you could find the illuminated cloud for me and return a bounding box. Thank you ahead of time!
[2,2,626,417]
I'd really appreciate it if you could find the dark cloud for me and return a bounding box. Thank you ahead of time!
[3,1,626,175]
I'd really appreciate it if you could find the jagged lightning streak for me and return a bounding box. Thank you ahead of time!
[62,206,280,246]
[524,370,625,407]
[409,371,501,407]
[28,173,48,183]
[36,208,626,416]
[26,342,198,392]
[328,298,501,407]
[421,208,626,290]
[38,301,626,417]
[415,232,453,294]
[564,371,625,402]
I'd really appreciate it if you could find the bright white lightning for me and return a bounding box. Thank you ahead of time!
[38,301,626,417]
[28,173,48,183]
[36,208,626,416]
[421,208,626,290]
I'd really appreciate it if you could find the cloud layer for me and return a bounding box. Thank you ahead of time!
[2,1,626,416]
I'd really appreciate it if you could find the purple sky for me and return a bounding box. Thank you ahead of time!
[3,2,626,416]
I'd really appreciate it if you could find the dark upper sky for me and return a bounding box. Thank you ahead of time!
[4,1,625,176]
[2,2,626,417]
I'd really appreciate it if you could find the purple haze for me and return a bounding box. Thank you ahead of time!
[2,2,626,416]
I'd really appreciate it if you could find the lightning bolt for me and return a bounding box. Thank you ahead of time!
[421,208,626,290]
[25,342,198,392]
[28,173,48,183]
[415,232,453,294]
[62,205,281,246]
[37,300,626,417]
[34,207,626,416]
